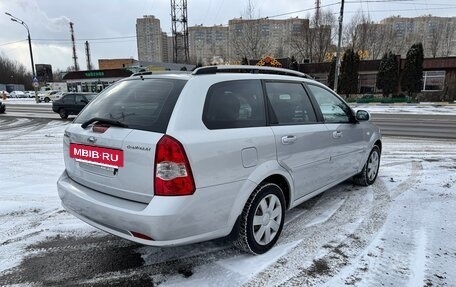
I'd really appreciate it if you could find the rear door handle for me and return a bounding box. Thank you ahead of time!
[281,135,297,145]
[332,131,342,139]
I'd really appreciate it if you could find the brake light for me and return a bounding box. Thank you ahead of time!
[154,135,195,196]
[130,231,153,240]
[92,123,110,133]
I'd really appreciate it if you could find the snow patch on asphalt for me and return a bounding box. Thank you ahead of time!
[216,240,301,278]
[407,228,427,287]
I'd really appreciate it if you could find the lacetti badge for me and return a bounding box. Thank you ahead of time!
[70,143,124,168]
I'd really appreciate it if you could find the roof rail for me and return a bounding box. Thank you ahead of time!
[192,65,312,79]
[130,71,152,77]
[130,70,191,77]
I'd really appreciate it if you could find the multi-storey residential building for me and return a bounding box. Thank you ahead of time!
[136,15,314,65]
[380,16,456,58]
[227,18,310,63]
[136,15,167,62]
[188,25,229,65]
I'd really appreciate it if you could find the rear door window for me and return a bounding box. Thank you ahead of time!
[62,94,75,104]
[75,95,85,104]
[265,82,317,125]
[74,78,187,133]
[203,80,266,129]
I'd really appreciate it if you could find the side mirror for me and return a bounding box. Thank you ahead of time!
[356,110,370,121]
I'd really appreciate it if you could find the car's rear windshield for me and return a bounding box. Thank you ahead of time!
[74,78,187,133]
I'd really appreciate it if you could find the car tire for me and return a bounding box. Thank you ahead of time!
[353,145,381,186]
[59,108,68,119]
[233,183,285,255]
[44,97,50,103]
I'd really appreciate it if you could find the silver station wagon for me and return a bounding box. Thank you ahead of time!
[57,66,382,254]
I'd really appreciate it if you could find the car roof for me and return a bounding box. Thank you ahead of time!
[126,65,315,83]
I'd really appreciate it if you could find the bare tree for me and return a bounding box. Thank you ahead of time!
[0,55,33,89]
[229,0,270,61]
[288,9,335,63]
[343,11,363,50]
[288,14,312,62]
[344,11,384,59]
[439,20,456,57]
[229,19,271,60]
[243,0,258,20]
[428,21,443,58]
[312,10,336,62]
[370,24,396,59]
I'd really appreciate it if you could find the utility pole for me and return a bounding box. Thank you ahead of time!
[85,41,93,70]
[69,22,79,71]
[333,0,345,93]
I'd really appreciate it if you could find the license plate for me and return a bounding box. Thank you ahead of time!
[70,143,124,168]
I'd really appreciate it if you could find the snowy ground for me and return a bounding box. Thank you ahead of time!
[0,117,455,286]
[352,103,456,115]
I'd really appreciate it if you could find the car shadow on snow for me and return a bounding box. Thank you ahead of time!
[0,233,236,286]
[0,235,152,286]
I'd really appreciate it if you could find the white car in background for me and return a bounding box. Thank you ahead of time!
[39,90,64,102]
[25,91,36,98]
[9,91,27,98]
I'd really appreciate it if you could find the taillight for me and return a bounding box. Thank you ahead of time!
[154,135,195,196]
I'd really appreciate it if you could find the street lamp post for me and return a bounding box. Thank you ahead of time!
[5,12,39,103]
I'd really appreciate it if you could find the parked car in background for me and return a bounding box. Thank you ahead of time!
[57,66,382,255]
[39,90,63,103]
[9,91,27,98]
[25,91,36,98]
[52,92,97,119]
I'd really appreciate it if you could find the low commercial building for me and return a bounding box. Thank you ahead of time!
[299,56,456,101]
[62,69,133,93]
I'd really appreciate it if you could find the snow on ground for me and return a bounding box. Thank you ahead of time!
[0,118,97,272]
[1,98,52,105]
[351,103,456,115]
[0,116,455,286]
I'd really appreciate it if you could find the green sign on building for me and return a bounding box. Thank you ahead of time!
[84,71,105,78]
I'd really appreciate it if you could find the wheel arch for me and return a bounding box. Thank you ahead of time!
[259,174,291,210]
[374,139,382,153]
[226,161,294,237]
[245,160,294,210]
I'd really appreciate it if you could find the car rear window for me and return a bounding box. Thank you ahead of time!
[74,78,187,133]
[202,80,266,129]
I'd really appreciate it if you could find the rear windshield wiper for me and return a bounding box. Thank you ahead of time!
[81,117,129,129]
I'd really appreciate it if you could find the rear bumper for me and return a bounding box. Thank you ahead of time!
[57,171,241,246]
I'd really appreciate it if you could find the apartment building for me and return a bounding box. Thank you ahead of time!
[188,25,229,65]
[380,16,456,58]
[227,17,310,63]
[136,16,315,65]
[136,15,168,62]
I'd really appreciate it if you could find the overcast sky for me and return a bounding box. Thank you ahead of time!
[1,0,456,73]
